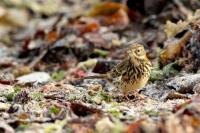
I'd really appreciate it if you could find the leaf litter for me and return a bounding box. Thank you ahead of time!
[0,0,200,133]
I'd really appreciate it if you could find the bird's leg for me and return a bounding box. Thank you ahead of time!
[123,92,137,102]
[122,91,131,101]
[133,92,145,100]
[124,92,146,102]
[124,94,130,101]
[120,89,146,102]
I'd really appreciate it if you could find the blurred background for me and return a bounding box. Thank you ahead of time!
[0,1,200,132]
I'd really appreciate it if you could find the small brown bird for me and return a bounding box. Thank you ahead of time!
[84,43,152,99]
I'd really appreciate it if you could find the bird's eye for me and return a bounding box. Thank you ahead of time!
[137,49,140,53]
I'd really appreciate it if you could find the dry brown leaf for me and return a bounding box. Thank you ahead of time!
[88,2,129,30]
[164,20,188,38]
[88,2,128,17]
[68,17,100,35]
[124,119,144,133]
[160,31,192,64]
[47,31,58,42]
[17,113,30,120]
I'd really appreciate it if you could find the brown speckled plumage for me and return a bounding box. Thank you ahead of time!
[84,43,152,97]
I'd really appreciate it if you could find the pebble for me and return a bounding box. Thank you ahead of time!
[17,72,52,84]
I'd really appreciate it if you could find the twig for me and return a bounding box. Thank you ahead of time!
[28,48,48,68]
[173,0,193,18]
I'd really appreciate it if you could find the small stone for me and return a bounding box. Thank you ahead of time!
[193,83,200,95]
[0,102,10,111]
[88,84,102,92]
[17,72,52,85]
[92,96,102,105]
[0,121,15,133]
[95,117,115,133]
[167,73,200,93]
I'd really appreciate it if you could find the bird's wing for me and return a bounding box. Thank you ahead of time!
[109,58,129,78]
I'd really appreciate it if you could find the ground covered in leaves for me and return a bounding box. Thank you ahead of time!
[0,0,200,133]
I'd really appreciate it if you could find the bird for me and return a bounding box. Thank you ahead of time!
[84,43,152,100]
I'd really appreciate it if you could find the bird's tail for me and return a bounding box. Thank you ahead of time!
[83,74,108,79]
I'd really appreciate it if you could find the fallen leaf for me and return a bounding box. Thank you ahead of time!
[160,31,191,64]
[88,2,129,30]
[125,119,144,133]
[68,17,100,35]
[17,113,30,120]
[70,102,102,117]
[47,31,58,42]
[164,20,188,38]
[88,2,128,17]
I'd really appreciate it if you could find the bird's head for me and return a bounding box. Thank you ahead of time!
[127,43,147,60]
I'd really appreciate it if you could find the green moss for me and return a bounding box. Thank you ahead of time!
[111,119,124,133]
[88,90,95,96]
[6,93,14,101]
[69,94,82,101]
[108,109,121,117]
[6,86,22,101]
[30,92,44,101]
[51,71,65,81]
[93,49,108,57]
[91,95,102,105]
[50,106,60,114]
[150,69,164,81]
[150,61,181,81]
[44,118,68,133]
[99,91,112,102]
[85,95,93,103]
[144,109,159,117]
[16,124,29,131]
[14,86,22,93]
[163,62,180,77]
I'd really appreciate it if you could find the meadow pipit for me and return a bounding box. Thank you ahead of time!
[84,43,152,100]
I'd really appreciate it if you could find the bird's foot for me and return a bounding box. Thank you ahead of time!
[124,93,146,102]
[134,93,146,100]
[124,95,131,101]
